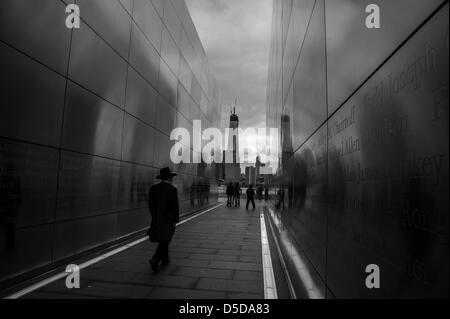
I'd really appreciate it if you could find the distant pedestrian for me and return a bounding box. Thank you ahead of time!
[246,185,256,210]
[234,182,242,207]
[147,167,179,274]
[264,187,269,201]
[226,182,233,207]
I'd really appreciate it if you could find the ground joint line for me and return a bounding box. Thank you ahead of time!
[260,207,278,299]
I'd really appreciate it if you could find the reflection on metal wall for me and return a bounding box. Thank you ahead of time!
[266,0,449,298]
[0,0,221,284]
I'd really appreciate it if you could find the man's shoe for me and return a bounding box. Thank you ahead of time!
[149,259,159,273]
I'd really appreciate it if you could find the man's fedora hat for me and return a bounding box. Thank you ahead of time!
[157,167,177,180]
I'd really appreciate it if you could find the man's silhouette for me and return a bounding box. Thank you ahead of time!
[246,185,256,210]
[148,167,179,274]
[226,182,233,207]
[234,182,242,207]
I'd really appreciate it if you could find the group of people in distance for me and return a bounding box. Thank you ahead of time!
[226,182,242,208]
[225,182,256,210]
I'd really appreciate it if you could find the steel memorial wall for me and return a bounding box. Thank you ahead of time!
[0,0,221,285]
[266,0,449,298]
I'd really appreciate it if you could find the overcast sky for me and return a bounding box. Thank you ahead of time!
[185,0,273,132]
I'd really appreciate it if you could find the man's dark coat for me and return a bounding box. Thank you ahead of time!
[148,181,179,242]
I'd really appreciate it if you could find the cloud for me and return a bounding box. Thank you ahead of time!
[185,0,272,131]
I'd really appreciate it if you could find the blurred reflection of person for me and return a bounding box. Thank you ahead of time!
[205,179,210,204]
[226,182,233,207]
[234,182,242,207]
[276,187,285,210]
[190,180,195,207]
[196,180,203,206]
[0,163,21,252]
[256,186,263,200]
[288,184,293,209]
[147,167,179,274]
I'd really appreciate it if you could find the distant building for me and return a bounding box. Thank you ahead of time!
[224,107,241,182]
[245,166,256,186]
[254,155,269,185]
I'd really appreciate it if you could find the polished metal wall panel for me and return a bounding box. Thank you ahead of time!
[0,42,66,147]
[0,0,221,285]
[192,58,203,90]
[159,59,178,106]
[281,85,294,165]
[180,29,195,73]
[267,0,449,298]
[199,70,208,100]
[161,26,180,79]
[133,0,163,53]
[62,82,124,159]
[119,0,134,16]
[186,42,202,81]
[0,139,58,229]
[192,96,202,122]
[53,214,117,261]
[175,111,192,135]
[154,131,173,169]
[151,0,164,18]
[116,208,149,237]
[122,114,156,166]
[191,76,202,107]
[177,0,194,34]
[164,0,182,46]
[325,0,445,113]
[327,5,449,298]
[56,151,120,221]
[267,206,327,298]
[156,100,176,136]
[200,92,209,118]
[291,0,315,66]
[292,0,327,151]
[0,0,71,75]
[77,0,132,60]
[178,54,193,94]
[125,66,157,128]
[69,19,128,108]
[284,125,328,281]
[281,0,293,55]
[117,163,155,211]
[129,22,160,91]
[0,224,53,283]
[170,0,186,26]
[282,16,295,105]
[174,175,189,203]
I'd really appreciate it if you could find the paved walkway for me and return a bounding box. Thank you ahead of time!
[25,200,264,299]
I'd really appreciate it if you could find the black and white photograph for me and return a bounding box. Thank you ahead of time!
[0,0,448,309]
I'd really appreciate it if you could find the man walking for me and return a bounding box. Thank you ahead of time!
[226,182,233,207]
[148,167,179,274]
[234,182,242,207]
[246,184,256,210]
